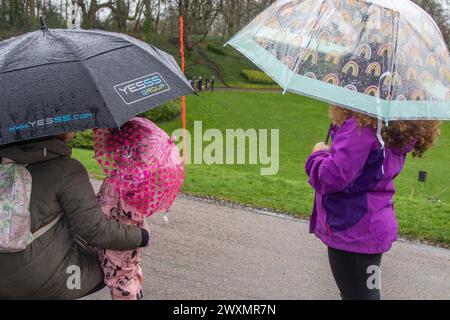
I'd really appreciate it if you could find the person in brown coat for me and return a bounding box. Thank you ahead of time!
[0,133,149,299]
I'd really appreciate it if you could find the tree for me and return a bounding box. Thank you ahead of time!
[412,0,449,45]
[28,0,36,27]
[76,0,111,29]
[0,0,447,48]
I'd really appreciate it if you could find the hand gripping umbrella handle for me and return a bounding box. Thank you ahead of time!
[325,122,333,145]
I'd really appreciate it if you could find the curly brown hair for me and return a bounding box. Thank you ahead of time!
[329,106,441,158]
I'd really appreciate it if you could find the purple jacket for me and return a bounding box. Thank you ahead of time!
[305,117,412,254]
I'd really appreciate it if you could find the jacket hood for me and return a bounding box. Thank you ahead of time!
[332,121,416,156]
[391,140,416,156]
[0,138,72,164]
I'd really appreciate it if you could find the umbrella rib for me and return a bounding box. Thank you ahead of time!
[0,44,134,74]
[284,0,327,93]
[386,10,401,123]
[116,32,191,86]
[53,32,122,129]
[0,31,36,73]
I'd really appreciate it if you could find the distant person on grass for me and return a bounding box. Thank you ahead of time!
[210,76,215,91]
[305,105,440,300]
[197,76,203,92]
[189,78,196,90]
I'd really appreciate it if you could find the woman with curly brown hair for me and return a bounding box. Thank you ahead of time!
[305,105,440,300]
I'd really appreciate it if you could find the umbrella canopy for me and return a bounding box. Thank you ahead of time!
[94,117,184,217]
[227,0,450,121]
[0,28,194,145]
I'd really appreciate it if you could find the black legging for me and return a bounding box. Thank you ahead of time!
[328,247,382,300]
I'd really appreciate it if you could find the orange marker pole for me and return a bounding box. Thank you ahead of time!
[179,16,187,163]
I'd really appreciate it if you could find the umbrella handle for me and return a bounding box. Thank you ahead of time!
[325,122,333,145]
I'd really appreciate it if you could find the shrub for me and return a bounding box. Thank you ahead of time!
[140,99,181,123]
[70,100,181,150]
[207,44,226,56]
[70,129,93,150]
[241,69,276,85]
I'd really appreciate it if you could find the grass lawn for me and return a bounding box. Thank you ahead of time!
[147,35,280,89]
[73,91,450,245]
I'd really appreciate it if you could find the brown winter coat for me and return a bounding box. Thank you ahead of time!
[0,138,142,299]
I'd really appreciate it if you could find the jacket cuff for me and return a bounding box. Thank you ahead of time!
[140,229,150,247]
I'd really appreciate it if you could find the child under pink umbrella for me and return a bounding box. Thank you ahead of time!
[93,117,184,300]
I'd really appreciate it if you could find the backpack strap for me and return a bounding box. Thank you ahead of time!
[30,213,63,243]
[1,157,14,164]
[1,157,28,167]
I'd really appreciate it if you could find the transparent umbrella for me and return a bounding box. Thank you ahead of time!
[93,117,184,217]
[227,0,450,122]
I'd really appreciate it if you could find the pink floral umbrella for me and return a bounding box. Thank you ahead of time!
[93,117,184,217]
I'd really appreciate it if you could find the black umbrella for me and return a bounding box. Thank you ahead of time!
[0,18,194,145]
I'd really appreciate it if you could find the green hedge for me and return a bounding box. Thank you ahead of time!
[70,100,181,150]
[241,69,276,85]
[206,44,226,56]
[140,99,181,123]
[70,129,93,150]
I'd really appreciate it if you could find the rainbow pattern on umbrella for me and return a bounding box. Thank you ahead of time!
[244,0,450,104]
[228,0,450,121]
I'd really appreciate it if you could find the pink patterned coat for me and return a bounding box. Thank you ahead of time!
[97,178,149,300]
